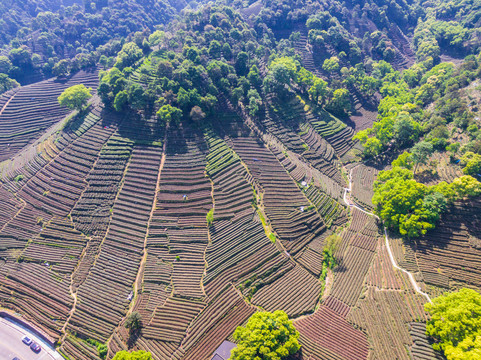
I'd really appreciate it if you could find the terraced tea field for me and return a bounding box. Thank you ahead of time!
[0,69,453,360]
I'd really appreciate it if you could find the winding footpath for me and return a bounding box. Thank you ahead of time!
[343,165,432,304]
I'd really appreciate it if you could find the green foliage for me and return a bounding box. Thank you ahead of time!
[206,209,214,227]
[326,88,350,115]
[393,114,422,147]
[373,167,434,238]
[113,90,128,112]
[115,42,143,70]
[0,73,19,93]
[461,152,481,176]
[157,104,182,124]
[363,137,382,157]
[322,56,340,73]
[411,141,434,173]
[308,77,328,106]
[323,234,340,269]
[247,89,262,116]
[14,174,24,182]
[425,288,481,360]
[58,84,92,111]
[231,310,300,360]
[85,339,108,359]
[112,350,152,360]
[264,57,298,95]
[98,344,108,359]
[149,31,165,46]
[52,59,70,77]
[374,165,481,238]
[450,175,481,198]
[124,311,142,333]
[392,151,413,170]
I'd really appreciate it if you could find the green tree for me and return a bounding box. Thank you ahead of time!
[247,65,261,88]
[206,209,214,227]
[323,234,340,269]
[373,167,450,238]
[208,40,222,58]
[58,84,92,111]
[451,175,481,198]
[222,43,233,60]
[231,310,300,360]
[270,57,298,88]
[113,90,128,112]
[0,56,12,74]
[247,89,262,116]
[327,88,350,115]
[112,350,152,360]
[363,137,382,157]
[360,76,379,97]
[148,30,165,46]
[52,59,70,77]
[425,288,481,360]
[115,42,143,70]
[322,56,340,73]
[127,83,145,110]
[392,114,422,147]
[0,74,19,93]
[411,141,434,174]
[461,152,481,176]
[392,151,413,169]
[124,311,142,334]
[235,51,249,76]
[308,77,328,106]
[157,104,182,124]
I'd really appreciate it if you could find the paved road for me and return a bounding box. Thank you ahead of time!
[0,318,60,360]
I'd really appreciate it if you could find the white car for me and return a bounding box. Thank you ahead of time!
[21,335,32,345]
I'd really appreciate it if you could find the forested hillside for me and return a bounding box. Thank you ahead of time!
[0,1,481,360]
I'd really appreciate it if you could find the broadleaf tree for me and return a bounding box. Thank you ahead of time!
[231,310,300,360]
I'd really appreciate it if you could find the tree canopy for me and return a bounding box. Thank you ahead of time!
[58,84,92,111]
[231,310,300,360]
[425,288,481,360]
[373,165,481,238]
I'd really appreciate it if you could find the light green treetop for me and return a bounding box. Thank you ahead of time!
[425,288,481,360]
[231,310,300,360]
[58,84,92,111]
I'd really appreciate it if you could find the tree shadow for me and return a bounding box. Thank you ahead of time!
[126,328,142,349]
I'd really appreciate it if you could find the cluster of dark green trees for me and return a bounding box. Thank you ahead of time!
[94,3,352,125]
[96,5,266,123]
[355,56,481,157]
[353,51,481,238]
[0,0,184,87]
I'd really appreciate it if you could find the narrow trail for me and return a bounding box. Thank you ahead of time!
[0,93,16,117]
[343,165,432,304]
[61,283,78,340]
[130,126,170,314]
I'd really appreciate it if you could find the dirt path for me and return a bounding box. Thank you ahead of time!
[130,124,170,315]
[343,165,432,303]
[61,283,78,340]
[0,93,16,117]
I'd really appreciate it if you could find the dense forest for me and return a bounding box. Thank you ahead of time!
[1,1,481,360]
